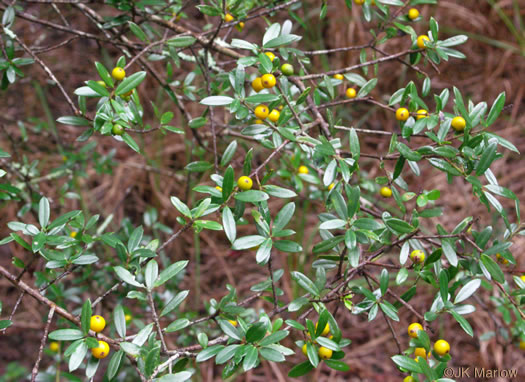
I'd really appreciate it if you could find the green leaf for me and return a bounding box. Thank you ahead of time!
[480,253,505,283]
[154,260,188,287]
[222,207,236,243]
[356,78,377,98]
[245,94,280,104]
[324,359,350,371]
[56,116,91,126]
[185,161,213,172]
[234,190,269,203]
[263,185,297,198]
[80,300,92,335]
[160,290,189,317]
[170,196,192,218]
[349,128,360,160]
[246,322,267,343]
[475,138,498,175]
[385,218,414,234]
[221,140,237,167]
[165,318,190,332]
[106,350,124,380]
[166,36,197,48]
[145,259,158,290]
[69,341,87,371]
[288,360,314,377]
[121,133,140,153]
[115,71,146,95]
[242,345,259,371]
[454,279,481,304]
[439,270,449,302]
[391,355,422,373]
[449,310,473,336]
[114,305,126,338]
[291,271,320,296]
[114,266,145,288]
[273,202,295,232]
[49,329,84,341]
[200,96,234,106]
[196,345,224,362]
[232,235,266,250]
[263,34,302,49]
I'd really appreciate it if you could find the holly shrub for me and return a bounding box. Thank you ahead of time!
[0,1,524,381]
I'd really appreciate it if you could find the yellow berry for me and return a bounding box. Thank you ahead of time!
[278,105,284,110]
[434,339,450,356]
[251,77,264,93]
[261,73,276,88]
[346,88,357,99]
[264,52,276,62]
[380,187,392,198]
[328,183,335,191]
[408,8,420,20]
[354,0,365,4]
[215,186,222,192]
[49,342,60,352]
[228,319,238,327]
[315,322,330,337]
[111,67,125,81]
[235,21,245,32]
[254,119,264,124]
[408,323,423,338]
[520,340,525,350]
[414,347,428,359]
[318,346,333,360]
[410,250,425,264]
[298,165,309,175]
[90,315,106,333]
[404,377,415,382]
[91,340,110,359]
[268,109,280,123]
[333,74,344,80]
[416,109,428,120]
[96,80,106,88]
[112,124,124,136]
[224,13,234,23]
[417,35,430,49]
[302,343,308,356]
[396,107,410,121]
[451,116,466,131]
[125,314,132,323]
[521,275,525,282]
[496,253,509,265]
[254,105,269,119]
[70,231,77,238]
[237,176,253,191]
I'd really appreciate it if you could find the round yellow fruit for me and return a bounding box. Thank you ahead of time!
[96,80,106,88]
[236,22,245,32]
[328,183,335,191]
[125,314,132,323]
[298,165,309,175]
[90,315,106,333]
[417,35,430,49]
[228,319,238,327]
[404,377,415,382]
[408,8,420,20]
[261,73,276,88]
[91,340,110,359]
[521,275,525,282]
[254,119,264,124]
[49,342,60,352]
[354,0,365,4]
[451,116,466,131]
[111,67,125,81]
[408,323,423,338]
[410,249,425,264]
[112,124,124,136]
[268,109,280,123]
[434,339,450,356]
[302,343,308,356]
[396,107,410,121]
[414,347,428,359]
[251,77,264,93]
[224,13,234,23]
[380,187,392,198]
[520,340,525,350]
[316,322,330,337]
[346,88,357,99]
[254,105,269,119]
[318,346,333,360]
[70,231,77,238]
[333,74,344,80]
[237,176,253,191]
[265,52,276,62]
[416,109,428,120]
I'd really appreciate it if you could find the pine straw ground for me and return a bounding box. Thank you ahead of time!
[1,1,525,381]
